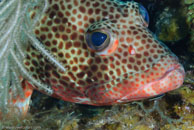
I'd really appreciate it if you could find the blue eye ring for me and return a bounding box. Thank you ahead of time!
[85,30,111,52]
[139,4,149,26]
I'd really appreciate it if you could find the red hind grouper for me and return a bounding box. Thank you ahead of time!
[9,0,185,115]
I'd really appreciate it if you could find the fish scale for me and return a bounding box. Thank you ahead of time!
[20,0,185,106]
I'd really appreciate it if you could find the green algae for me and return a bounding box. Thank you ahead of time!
[185,0,194,53]
[185,0,194,5]
[154,0,190,42]
[178,86,194,105]
[157,15,189,42]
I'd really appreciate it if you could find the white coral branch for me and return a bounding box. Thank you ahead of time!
[0,0,55,112]
[10,49,53,95]
[24,29,67,73]
[0,0,20,44]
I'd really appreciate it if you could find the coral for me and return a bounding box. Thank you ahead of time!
[0,107,80,130]
[184,0,194,52]
[153,2,189,42]
[61,120,79,130]
[148,0,193,44]
[184,0,194,24]
[0,0,42,113]
[178,86,194,105]
[157,18,189,42]
[1,90,193,130]
[0,0,64,116]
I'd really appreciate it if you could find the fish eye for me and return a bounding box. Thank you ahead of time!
[85,30,110,52]
[139,4,149,25]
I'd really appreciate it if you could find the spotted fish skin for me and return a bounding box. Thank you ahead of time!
[24,0,185,106]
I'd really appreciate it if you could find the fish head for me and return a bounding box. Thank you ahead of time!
[25,0,185,105]
[83,1,185,104]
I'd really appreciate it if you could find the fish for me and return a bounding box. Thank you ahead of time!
[9,0,185,115]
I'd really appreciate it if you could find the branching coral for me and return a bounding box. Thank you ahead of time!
[0,0,68,115]
[0,0,23,114]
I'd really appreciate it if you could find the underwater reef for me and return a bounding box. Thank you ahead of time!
[0,0,193,130]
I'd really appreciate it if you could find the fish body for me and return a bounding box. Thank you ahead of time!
[22,0,185,106]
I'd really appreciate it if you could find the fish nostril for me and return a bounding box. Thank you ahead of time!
[128,45,135,55]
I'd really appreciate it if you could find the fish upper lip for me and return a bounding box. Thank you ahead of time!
[156,64,185,82]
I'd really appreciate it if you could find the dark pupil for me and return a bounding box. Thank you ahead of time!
[91,32,107,46]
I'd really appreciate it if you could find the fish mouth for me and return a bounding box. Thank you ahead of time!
[156,63,185,83]
[117,57,185,103]
[141,55,186,95]
[130,63,185,101]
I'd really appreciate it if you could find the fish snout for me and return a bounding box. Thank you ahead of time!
[161,56,185,90]
[148,55,185,95]
[117,55,185,103]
